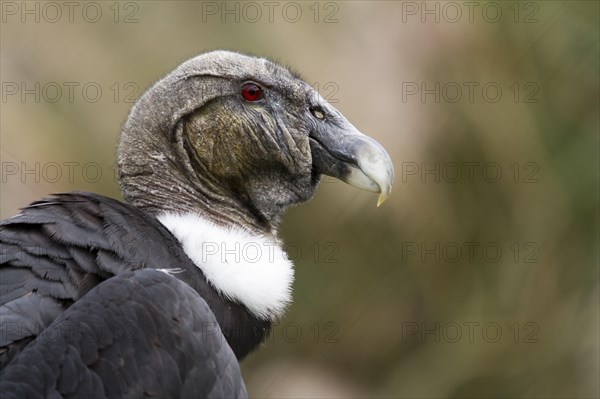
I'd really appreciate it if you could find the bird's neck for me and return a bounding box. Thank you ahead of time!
[123,175,273,235]
[119,150,278,237]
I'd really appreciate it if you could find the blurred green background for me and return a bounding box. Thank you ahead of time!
[1,1,598,397]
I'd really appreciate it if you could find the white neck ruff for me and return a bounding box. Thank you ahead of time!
[157,212,293,321]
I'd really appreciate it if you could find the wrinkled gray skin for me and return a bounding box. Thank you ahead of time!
[118,50,393,235]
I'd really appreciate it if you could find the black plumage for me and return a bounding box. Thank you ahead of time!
[1,268,246,398]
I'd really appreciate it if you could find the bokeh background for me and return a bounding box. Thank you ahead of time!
[1,1,598,397]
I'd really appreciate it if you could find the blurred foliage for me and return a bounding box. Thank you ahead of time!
[1,1,598,398]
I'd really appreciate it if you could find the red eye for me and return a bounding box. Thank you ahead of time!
[241,82,264,102]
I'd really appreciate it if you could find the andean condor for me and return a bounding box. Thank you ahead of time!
[0,50,394,398]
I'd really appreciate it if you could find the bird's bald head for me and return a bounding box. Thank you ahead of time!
[118,50,393,233]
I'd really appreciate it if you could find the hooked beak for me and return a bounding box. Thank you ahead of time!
[309,118,394,206]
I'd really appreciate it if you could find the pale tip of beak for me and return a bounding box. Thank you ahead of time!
[377,189,391,207]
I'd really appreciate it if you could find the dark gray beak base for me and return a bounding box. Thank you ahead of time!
[309,119,394,206]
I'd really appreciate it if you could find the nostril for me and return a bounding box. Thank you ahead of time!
[309,107,325,120]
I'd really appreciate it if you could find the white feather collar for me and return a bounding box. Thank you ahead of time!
[157,212,293,320]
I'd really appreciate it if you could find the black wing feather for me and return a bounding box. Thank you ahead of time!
[0,269,247,398]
